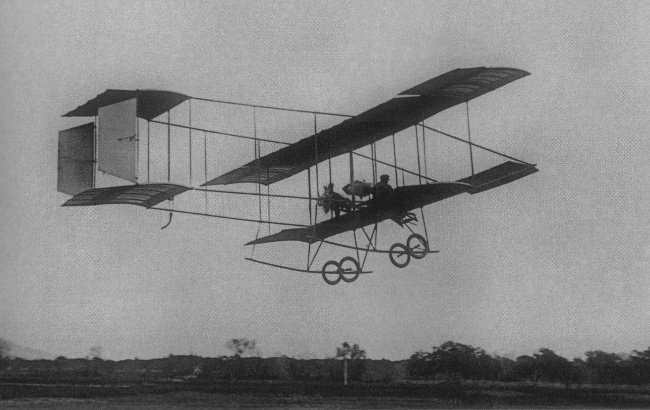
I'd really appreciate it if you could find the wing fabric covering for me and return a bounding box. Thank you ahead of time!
[61,184,191,208]
[205,67,530,186]
[247,161,538,245]
[247,182,472,245]
[58,122,95,196]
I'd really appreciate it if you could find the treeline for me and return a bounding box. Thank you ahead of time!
[1,356,404,383]
[407,341,650,385]
[2,342,650,386]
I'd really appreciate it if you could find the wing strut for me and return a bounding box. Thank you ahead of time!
[466,102,475,177]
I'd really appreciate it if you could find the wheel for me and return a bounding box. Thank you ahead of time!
[407,233,429,259]
[389,243,411,268]
[339,256,360,283]
[322,260,342,285]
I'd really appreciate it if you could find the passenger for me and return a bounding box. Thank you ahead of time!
[374,174,394,201]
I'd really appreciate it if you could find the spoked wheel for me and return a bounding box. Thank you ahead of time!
[339,256,360,283]
[389,243,411,268]
[407,233,429,259]
[322,260,342,285]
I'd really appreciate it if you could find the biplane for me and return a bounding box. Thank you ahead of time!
[57,67,538,285]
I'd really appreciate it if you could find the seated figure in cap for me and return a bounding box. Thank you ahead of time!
[374,174,394,201]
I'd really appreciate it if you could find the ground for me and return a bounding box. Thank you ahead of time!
[2,381,650,409]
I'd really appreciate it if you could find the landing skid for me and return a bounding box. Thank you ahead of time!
[246,257,372,286]
[245,257,373,275]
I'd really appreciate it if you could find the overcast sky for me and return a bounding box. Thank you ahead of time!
[1,0,649,361]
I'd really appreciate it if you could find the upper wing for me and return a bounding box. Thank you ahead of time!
[204,67,529,186]
[62,89,190,121]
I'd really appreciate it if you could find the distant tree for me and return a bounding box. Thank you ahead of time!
[407,341,496,381]
[512,355,540,382]
[585,350,626,384]
[630,347,650,384]
[336,342,366,385]
[0,339,10,371]
[407,350,435,380]
[532,348,574,384]
[87,345,103,360]
[226,338,259,358]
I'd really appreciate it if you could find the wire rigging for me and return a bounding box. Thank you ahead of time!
[191,96,353,118]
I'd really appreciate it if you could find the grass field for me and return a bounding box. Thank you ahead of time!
[2,381,650,409]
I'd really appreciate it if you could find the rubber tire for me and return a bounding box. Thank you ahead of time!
[407,233,429,259]
[389,243,411,268]
[322,260,342,285]
[339,256,360,283]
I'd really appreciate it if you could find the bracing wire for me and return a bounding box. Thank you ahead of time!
[191,96,353,118]
[149,119,290,147]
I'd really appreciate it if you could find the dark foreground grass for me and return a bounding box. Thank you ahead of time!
[2,381,650,409]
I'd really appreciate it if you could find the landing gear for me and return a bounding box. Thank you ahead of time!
[407,233,429,259]
[389,234,430,268]
[389,243,411,268]
[322,260,342,285]
[321,257,361,285]
[339,256,360,283]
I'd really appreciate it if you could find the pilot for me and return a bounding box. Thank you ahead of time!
[374,174,394,201]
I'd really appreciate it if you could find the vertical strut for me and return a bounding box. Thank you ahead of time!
[204,130,208,213]
[466,102,475,177]
[370,143,374,182]
[252,108,262,251]
[167,111,171,183]
[135,118,139,184]
[307,163,313,268]
[93,116,97,188]
[421,207,429,243]
[267,167,271,235]
[415,125,422,185]
[353,230,360,264]
[146,120,150,183]
[308,168,313,225]
[392,134,398,187]
[188,99,192,186]
[314,114,319,224]
[421,122,427,179]
[349,152,355,206]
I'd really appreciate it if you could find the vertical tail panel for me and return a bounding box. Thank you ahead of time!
[57,122,95,195]
[97,98,138,183]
